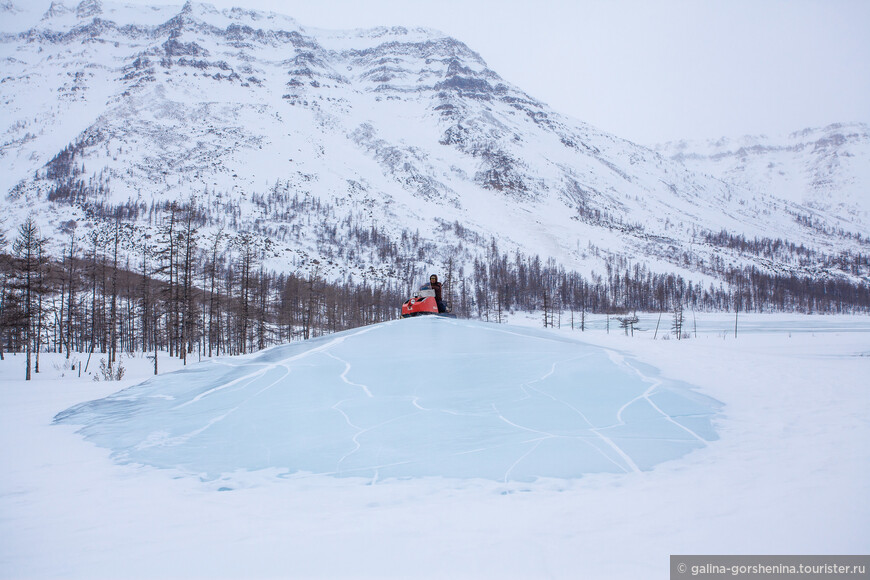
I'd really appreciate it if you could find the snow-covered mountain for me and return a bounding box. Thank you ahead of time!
[1,0,866,286]
[654,123,870,229]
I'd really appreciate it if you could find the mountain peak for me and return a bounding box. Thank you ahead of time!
[2,0,867,291]
[41,0,72,20]
[76,0,102,19]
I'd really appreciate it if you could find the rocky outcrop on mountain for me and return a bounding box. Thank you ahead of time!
[1,1,866,287]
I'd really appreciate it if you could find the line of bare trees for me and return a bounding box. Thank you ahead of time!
[445,240,870,323]
[0,211,404,379]
[2,206,869,380]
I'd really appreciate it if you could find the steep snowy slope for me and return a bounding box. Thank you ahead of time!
[1,0,864,284]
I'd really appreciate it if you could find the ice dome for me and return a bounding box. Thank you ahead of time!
[55,317,720,482]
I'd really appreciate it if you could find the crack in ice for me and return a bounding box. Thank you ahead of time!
[611,353,708,444]
[515,356,639,473]
[175,325,380,408]
[325,352,373,398]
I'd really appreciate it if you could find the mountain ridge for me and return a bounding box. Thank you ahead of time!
[1,0,867,291]
[653,122,870,226]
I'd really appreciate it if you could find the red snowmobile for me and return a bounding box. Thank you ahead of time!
[401,282,453,318]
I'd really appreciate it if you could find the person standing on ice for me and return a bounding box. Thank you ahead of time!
[427,274,447,313]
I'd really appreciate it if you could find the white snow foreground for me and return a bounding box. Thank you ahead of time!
[53,317,720,482]
[1,313,868,579]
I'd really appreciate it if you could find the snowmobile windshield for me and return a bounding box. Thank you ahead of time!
[413,282,436,298]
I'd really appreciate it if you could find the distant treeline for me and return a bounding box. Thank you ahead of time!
[449,239,870,322]
[2,200,869,378]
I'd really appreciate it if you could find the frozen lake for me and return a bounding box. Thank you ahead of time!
[570,311,870,336]
[55,317,721,482]
[4,313,866,579]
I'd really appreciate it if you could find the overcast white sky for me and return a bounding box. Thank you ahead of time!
[28,0,870,144]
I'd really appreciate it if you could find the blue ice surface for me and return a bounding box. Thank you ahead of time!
[54,317,721,482]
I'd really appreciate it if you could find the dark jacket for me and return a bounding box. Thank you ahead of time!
[430,281,443,302]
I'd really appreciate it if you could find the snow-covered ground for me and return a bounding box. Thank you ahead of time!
[1,313,868,579]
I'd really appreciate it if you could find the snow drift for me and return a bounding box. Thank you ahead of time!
[55,317,720,482]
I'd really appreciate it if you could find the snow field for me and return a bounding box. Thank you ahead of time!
[1,313,868,579]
